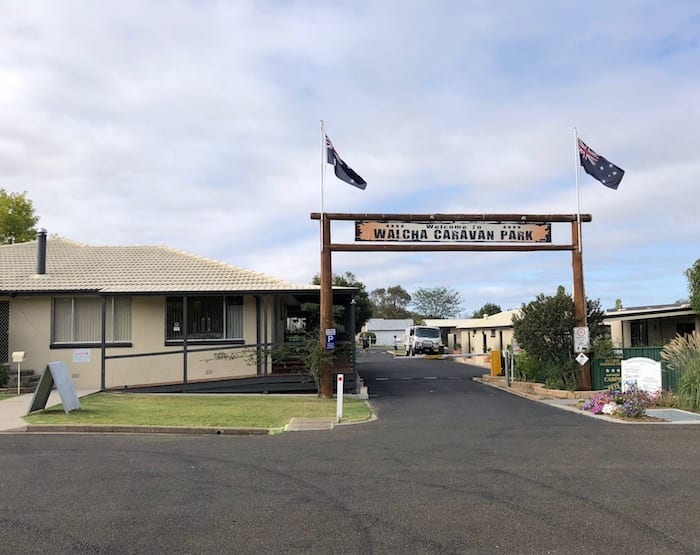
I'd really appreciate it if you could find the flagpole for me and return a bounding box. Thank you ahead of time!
[574,127,582,253]
[320,120,326,253]
[320,120,326,218]
[572,127,589,387]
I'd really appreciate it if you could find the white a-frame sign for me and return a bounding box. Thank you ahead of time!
[27,362,81,415]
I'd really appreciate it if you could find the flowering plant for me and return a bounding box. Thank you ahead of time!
[581,386,654,418]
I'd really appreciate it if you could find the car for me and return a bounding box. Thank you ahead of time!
[404,325,444,356]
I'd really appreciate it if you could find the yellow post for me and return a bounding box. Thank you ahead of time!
[490,350,502,376]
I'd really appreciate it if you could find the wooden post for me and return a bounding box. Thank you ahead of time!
[319,215,334,398]
[571,219,591,390]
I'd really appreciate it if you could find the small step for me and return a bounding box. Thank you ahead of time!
[5,369,41,392]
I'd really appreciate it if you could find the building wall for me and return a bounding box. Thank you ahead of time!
[8,296,53,382]
[8,294,279,390]
[373,330,405,346]
[363,319,414,346]
[610,315,699,348]
[459,327,515,355]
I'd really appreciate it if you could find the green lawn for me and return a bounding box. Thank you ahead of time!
[22,393,372,429]
[0,393,17,400]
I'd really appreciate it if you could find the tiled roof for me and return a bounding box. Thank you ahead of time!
[0,237,319,295]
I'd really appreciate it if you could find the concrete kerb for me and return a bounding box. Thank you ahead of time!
[20,425,269,436]
[475,375,700,425]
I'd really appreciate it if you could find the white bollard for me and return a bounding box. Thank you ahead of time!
[336,374,344,420]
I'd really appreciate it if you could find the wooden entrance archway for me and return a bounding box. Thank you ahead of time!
[311,212,592,398]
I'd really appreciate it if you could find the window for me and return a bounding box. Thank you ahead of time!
[630,320,648,347]
[166,296,243,342]
[52,296,131,344]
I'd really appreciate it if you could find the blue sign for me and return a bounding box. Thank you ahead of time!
[326,333,336,350]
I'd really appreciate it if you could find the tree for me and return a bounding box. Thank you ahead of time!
[686,259,700,315]
[0,189,38,244]
[411,286,462,319]
[471,303,502,318]
[512,285,605,389]
[310,271,372,335]
[370,285,412,319]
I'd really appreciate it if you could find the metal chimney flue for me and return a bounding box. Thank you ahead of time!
[37,228,47,275]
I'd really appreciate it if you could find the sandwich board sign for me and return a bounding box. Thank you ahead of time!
[27,362,81,414]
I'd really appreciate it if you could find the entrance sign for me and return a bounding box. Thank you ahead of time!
[312,212,592,397]
[355,220,551,243]
[621,357,662,393]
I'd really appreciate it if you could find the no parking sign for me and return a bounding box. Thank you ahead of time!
[573,326,589,353]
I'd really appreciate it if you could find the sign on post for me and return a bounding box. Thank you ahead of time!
[573,326,589,353]
[325,328,336,350]
[355,220,551,243]
[12,351,25,395]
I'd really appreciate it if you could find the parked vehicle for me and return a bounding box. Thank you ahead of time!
[404,325,444,356]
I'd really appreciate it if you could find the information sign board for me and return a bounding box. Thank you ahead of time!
[621,357,662,393]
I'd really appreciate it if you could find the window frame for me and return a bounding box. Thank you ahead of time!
[50,295,132,349]
[165,295,245,345]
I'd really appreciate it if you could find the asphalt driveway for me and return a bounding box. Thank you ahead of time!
[1,350,698,553]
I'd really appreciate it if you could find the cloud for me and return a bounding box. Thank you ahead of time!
[0,0,698,312]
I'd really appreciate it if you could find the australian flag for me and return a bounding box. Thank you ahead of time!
[578,138,624,190]
[325,135,367,190]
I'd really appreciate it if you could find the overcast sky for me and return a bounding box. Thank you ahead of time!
[2,1,699,315]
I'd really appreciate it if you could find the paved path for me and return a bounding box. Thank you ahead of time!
[0,389,99,431]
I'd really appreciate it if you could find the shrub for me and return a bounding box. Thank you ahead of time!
[661,331,700,412]
[513,351,541,382]
[515,351,557,384]
[652,389,680,408]
[513,351,578,390]
[678,358,700,412]
[0,363,8,388]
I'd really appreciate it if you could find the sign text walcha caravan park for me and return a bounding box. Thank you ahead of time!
[355,221,551,243]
